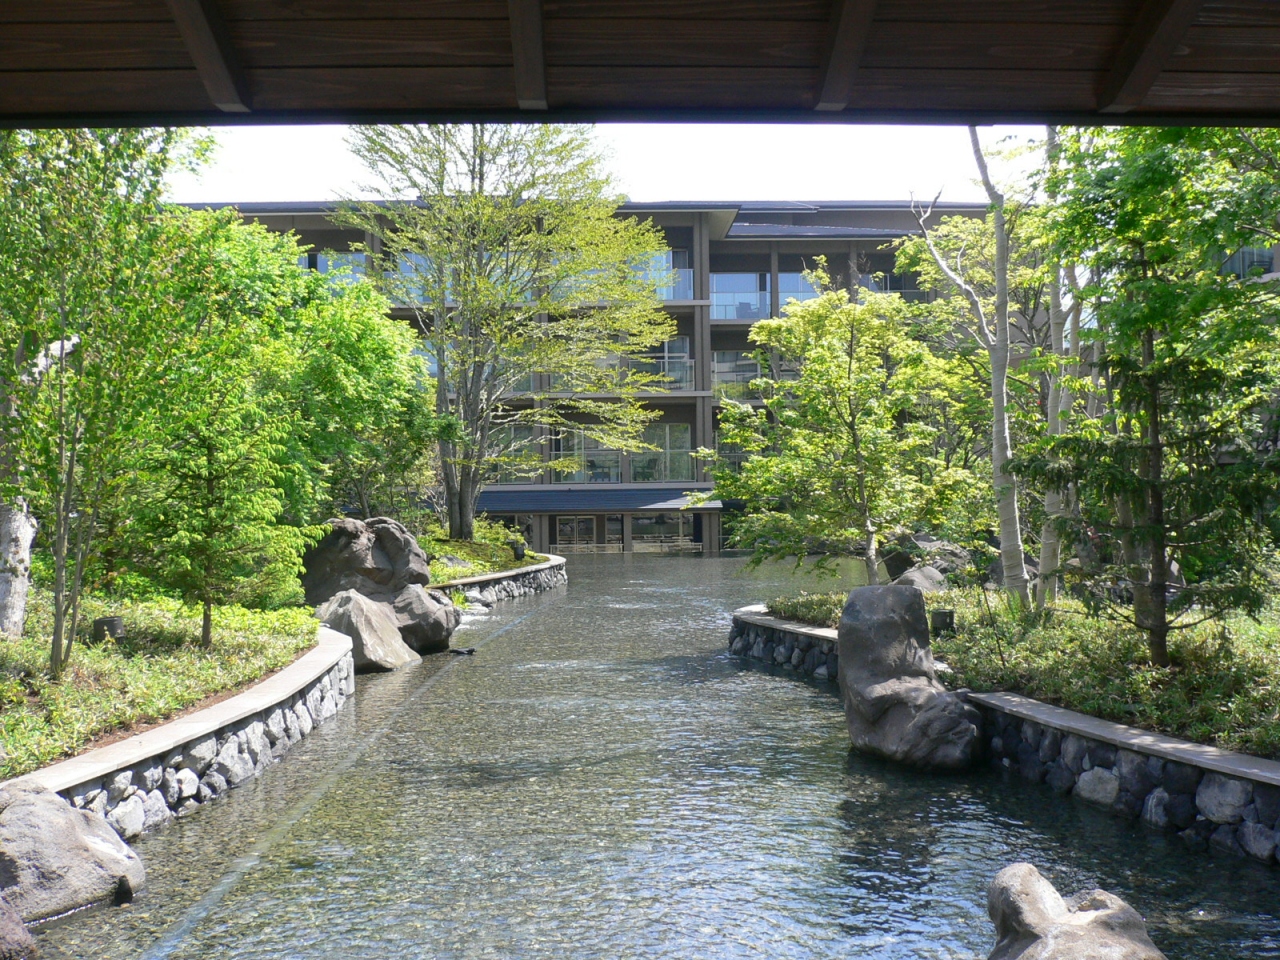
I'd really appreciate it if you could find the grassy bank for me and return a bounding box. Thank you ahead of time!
[0,590,317,779]
[765,588,1280,760]
[423,537,545,582]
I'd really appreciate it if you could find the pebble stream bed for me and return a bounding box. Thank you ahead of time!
[34,555,1280,959]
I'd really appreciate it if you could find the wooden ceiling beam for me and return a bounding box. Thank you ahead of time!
[508,0,547,110]
[1099,0,1205,113]
[815,0,879,111]
[164,0,250,112]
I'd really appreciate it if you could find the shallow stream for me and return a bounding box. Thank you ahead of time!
[35,555,1280,959]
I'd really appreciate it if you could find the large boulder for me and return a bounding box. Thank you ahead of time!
[316,590,421,672]
[0,782,145,923]
[392,585,460,655]
[303,517,459,654]
[0,898,36,960]
[837,585,980,770]
[302,517,433,605]
[892,565,948,593]
[987,863,1166,959]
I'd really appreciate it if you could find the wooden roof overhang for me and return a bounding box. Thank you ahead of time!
[3,0,1280,128]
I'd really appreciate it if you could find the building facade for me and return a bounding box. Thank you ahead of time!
[221,200,987,555]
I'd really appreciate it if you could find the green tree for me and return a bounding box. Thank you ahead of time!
[338,123,673,540]
[709,277,977,582]
[0,128,191,673]
[1016,127,1280,665]
[128,210,323,644]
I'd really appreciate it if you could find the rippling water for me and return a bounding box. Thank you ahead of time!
[35,555,1280,959]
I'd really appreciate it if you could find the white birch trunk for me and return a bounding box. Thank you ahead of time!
[0,499,36,638]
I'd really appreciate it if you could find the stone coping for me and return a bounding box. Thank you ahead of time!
[732,604,838,641]
[5,626,353,795]
[433,553,566,589]
[967,690,1280,789]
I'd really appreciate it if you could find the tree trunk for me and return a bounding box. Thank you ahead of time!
[991,347,1031,606]
[1140,328,1170,667]
[0,499,37,638]
[202,599,213,648]
[1036,265,1068,609]
[864,525,880,586]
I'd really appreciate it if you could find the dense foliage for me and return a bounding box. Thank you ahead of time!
[0,129,445,670]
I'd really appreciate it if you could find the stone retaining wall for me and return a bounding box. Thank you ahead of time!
[728,605,838,681]
[970,692,1280,865]
[729,605,1280,867]
[6,627,355,843]
[440,554,568,609]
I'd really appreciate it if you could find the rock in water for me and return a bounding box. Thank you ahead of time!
[392,585,455,654]
[837,585,980,770]
[303,517,460,655]
[0,782,145,923]
[987,863,1166,959]
[316,590,421,672]
[0,898,36,960]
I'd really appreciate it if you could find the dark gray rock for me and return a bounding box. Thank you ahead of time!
[1196,773,1252,825]
[881,550,915,580]
[1060,735,1088,775]
[1037,728,1062,764]
[200,770,228,800]
[1142,788,1170,829]
[1086,741,1117,770]
[1209,824,1244,856]
[0,782,145,923]
[836,586,980,771]
[1253,783,1280,829]
[1166,793,1198,830]
[891,565,948,593]
[1162,761,1203,795]
[1238,821,1277,863]
[986,862,1166,959]
[0,898,35,960]
[301,516,433,606]
[316,589,421,672]
[1045,762,1076,795]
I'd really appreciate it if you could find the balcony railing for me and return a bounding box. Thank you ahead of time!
[552,450,622,483]
[711,290,770,321]
[631,449,694,483]
[629,357,694,390]
[712,350,762,400]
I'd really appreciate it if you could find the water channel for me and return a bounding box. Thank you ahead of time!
[36,554,1280,959]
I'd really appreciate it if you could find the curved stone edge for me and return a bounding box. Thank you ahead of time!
[2,626,355,841]
[730,604,1280,867]
[728,605,840,681]
[437,554,568,608]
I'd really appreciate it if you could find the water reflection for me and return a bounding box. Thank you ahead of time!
[34,555,1280,959]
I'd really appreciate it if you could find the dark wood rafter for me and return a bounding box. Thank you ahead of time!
[814,0,879,111]
[508,0,547,110]
[1099,0,1206,113]
[164,0,250,112]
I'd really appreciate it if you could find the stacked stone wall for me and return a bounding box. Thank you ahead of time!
[52,652,354,842]
[727,614,838,681]
[452,556,568,609]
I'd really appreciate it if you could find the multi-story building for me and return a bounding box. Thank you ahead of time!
[217,200,987,555]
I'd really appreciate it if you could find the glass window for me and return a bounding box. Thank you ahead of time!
[632,423,693,482]
[631,512,693,543]
[712,350,762,400]
[1223,246,1275,278]
[552,431,621,483]
[779,271,821,304]
[631,336,693,390]
[711,272,770,320]
[489,425,539,483]
[555,516,596,546]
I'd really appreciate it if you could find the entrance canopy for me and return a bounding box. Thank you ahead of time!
[2,1,1278,127]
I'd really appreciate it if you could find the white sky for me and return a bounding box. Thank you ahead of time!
[165,123,1045,205]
